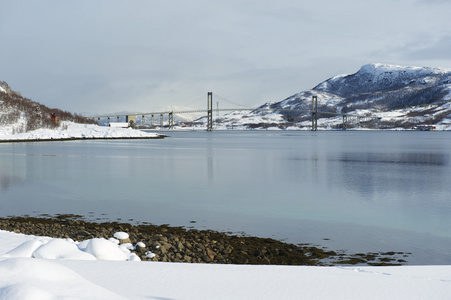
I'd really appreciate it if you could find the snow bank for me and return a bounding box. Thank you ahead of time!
[83,238,129,261]
[113,232,129,240]
[0,258,126,299]
[2,232,138,262]
[0,121,162,141]
[0,229,451,299]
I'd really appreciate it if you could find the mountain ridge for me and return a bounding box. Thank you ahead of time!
[209,63,451,130]
[3,63,451,131]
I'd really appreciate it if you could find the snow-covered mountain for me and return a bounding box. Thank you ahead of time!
[198,63,451,130]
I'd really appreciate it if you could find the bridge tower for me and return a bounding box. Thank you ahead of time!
[311,96,318,131]
[168,112,174,130]
[207,92,213,131]
[342,115,348,130]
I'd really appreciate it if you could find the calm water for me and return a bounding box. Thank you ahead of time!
[1,131,451,264]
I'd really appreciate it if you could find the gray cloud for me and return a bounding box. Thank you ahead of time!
[405,36,451,61]
[416,0,451,4]
[1,0,451,115]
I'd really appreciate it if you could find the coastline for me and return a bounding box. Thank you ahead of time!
[0,121,165,142]
[0,135,165,143]
[0,215,408,266]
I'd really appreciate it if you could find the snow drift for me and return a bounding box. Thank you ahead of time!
[1,230,451,300]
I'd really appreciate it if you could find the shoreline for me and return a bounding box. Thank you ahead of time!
[0,136,166,143]
[0,215,408,266]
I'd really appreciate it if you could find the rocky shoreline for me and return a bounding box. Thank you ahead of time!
[0,215,408,266]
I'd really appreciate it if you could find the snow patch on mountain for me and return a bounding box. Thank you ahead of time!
[314,63,451,97]
[186,63,451,130]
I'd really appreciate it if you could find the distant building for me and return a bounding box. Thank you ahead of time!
[50,113,59,122]
[413,125,436,131]
[108,122,129,128]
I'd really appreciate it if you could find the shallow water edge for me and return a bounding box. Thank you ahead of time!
[0,215,409,266]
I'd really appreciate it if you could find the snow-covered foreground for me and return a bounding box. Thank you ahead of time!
[0,230,450,300]
[0,121,161,141]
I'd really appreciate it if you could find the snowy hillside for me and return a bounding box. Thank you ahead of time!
[0,81,98,133]
[0,81,161,140]
[191,63,451,130]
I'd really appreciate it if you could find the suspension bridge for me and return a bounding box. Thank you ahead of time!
[86,93,372,131]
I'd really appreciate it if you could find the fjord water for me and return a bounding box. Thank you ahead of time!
[1,131,450,264]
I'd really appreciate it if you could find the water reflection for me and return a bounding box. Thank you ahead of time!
[0,155,24,191]
[338,152,448,166]
[337,152,448,198]
[0,173,21,191]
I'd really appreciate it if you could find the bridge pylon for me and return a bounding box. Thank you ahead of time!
[342,115,348,130]
[311,96,318,131]
[207,92,213,131]
[169,112,174,130]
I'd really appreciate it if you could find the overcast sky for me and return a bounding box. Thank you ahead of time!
[1,0,451,115]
